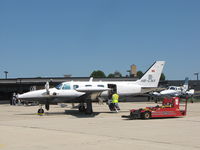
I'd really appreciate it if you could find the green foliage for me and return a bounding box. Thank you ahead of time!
[90,70,106,78]
[137,71,143,79]
[107,73,115,78]
[114,71,122,77]
[107,71,122,78]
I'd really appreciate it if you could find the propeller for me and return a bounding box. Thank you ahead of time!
[45,81,50,95]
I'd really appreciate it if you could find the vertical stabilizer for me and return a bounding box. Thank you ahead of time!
[136,61,165,87]
[183,77,189,92]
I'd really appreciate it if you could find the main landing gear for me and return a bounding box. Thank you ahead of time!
[78,100,93,114]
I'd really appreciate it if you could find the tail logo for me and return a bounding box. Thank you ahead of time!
[141,75,156,83]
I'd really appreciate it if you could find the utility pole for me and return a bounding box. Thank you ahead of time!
[4,71,8,79]
[194,72,199,80]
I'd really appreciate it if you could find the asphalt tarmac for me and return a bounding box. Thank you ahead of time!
[0,102,200,150]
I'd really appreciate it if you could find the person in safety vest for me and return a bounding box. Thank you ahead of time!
[112,92,120,111]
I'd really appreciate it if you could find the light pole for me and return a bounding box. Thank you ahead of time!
[4,71,8,79]
[194,72,199,80]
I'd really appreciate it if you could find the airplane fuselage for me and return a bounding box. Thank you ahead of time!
[18,81,142,104]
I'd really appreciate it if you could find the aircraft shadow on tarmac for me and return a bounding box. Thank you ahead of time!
[16,110,102,118]
[63,109,130,118]
[16,110,129,118]
[64,110,101,118]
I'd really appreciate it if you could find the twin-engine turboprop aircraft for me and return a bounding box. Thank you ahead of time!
[18,61,165,114]
[153,77,195,97]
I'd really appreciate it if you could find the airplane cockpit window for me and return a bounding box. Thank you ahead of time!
[55,83,63,90]
[169,87,176,90]
[62,84,71,90]
[73,85,79,89]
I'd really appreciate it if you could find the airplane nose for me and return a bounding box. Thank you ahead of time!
[17,93,25,100]
[16,90,45,100]
[17,93,31,100]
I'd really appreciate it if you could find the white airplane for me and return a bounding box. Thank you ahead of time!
[153,77,195,97]
[17,61,165,114]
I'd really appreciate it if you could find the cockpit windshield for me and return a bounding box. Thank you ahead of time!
[62,83,71,90]
[169,86,176,90]
[55,83,63,90]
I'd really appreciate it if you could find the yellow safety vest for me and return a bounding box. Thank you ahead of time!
[112,93,119,103]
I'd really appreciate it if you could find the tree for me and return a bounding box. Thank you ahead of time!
[107,73,115,78]
[90,70,106,78]
[107,71,122,78]
[160,73,166,81]
[137,71,143,79]
[114,71,122,77]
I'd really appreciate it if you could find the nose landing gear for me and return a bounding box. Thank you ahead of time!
[37,101,50,116]
[37,104,44,116]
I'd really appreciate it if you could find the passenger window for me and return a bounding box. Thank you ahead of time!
[73,85,79,89]
[62,84,71,90]
[98,85,104,87]
[85,85,92,87]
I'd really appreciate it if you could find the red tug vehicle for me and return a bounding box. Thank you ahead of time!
[128,97,188,120]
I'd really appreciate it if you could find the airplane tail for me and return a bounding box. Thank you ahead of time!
[182,77,189,92]
[136,61,165,88]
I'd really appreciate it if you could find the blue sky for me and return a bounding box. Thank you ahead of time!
[0,0,200,80]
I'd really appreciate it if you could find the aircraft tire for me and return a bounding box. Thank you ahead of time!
[79,105,86,112]
[129,112,136,120]
[85,100,93,114]
[38,108,44,115]
[45,103,50,111]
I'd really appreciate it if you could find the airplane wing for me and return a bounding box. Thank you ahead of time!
[76,87,110,100]
[141,87,166,94]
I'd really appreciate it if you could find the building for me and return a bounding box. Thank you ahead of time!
[0,77,200,102]
[127,64,137,77]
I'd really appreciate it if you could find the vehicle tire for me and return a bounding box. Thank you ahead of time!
[129,112,135,120]
[142,111,151,119]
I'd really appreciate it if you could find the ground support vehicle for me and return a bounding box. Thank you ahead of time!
[127,97,188,119]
